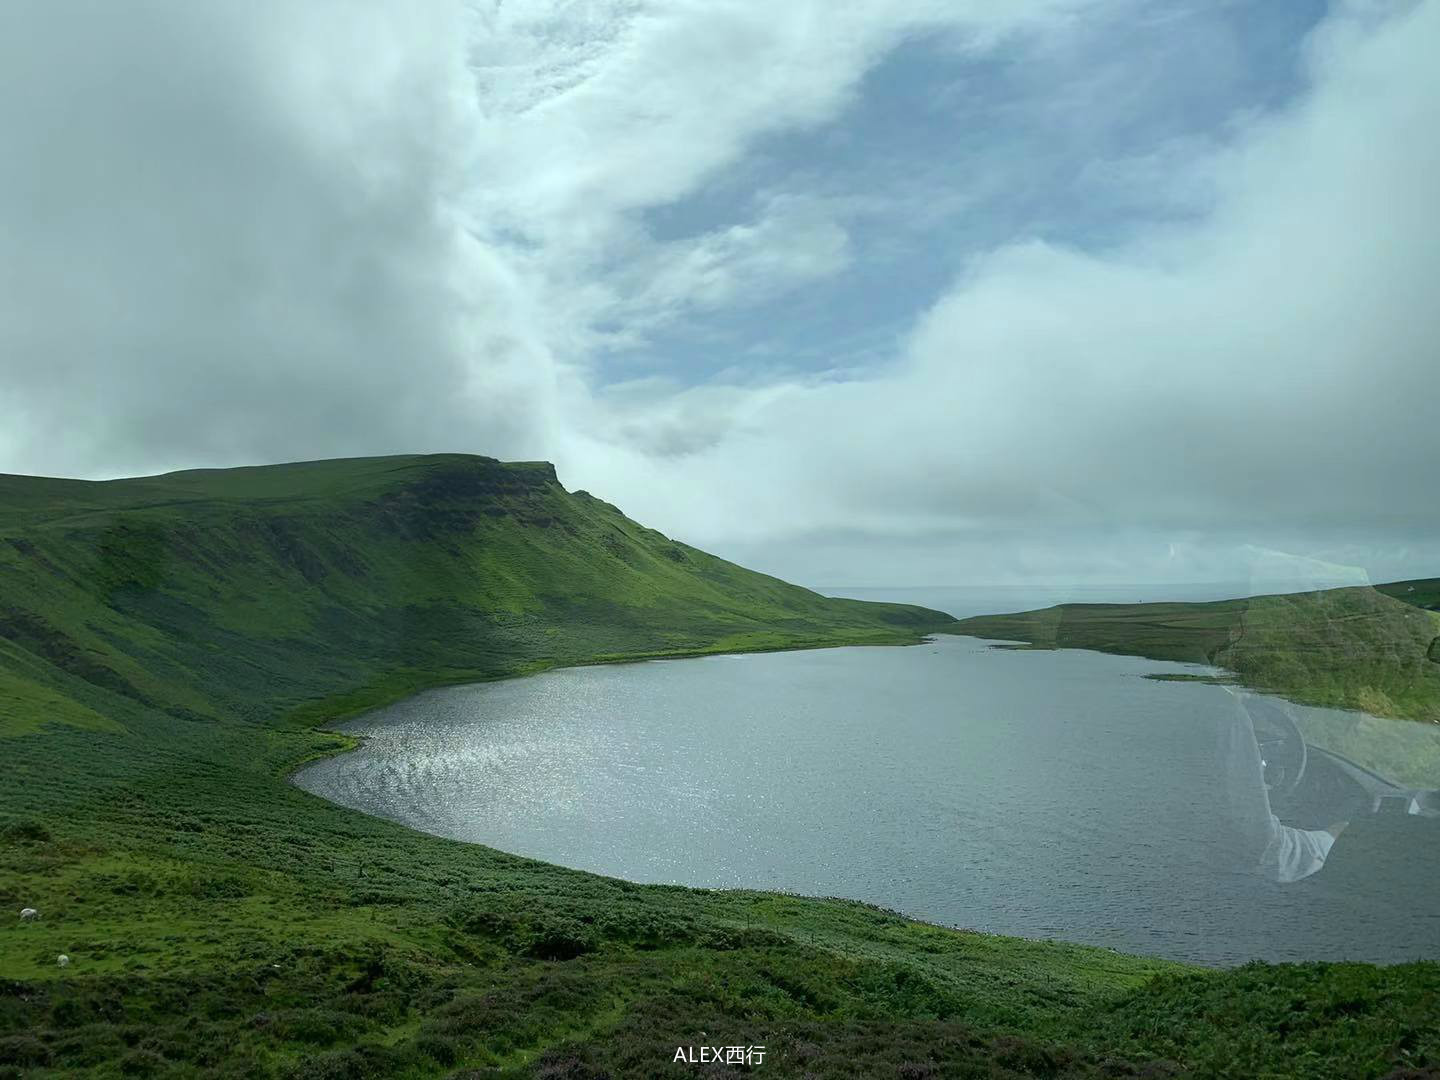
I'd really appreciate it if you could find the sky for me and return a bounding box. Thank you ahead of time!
[1,0,1436,590]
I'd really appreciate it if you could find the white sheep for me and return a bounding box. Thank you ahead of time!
[19,908,37,921]
[57,954,70,968]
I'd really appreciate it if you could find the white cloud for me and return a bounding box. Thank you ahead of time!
[604,194,854,335]
[0,0,558,474]
[459,0,1105,369]
[1,0,1435,588]
[467,1,1094,237]
[551,0,1440,583]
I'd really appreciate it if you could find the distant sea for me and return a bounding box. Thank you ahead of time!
[816,583,1255,620]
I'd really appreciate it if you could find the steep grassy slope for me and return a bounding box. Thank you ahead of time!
[948,583,1440,725]
[2,455,1438,1078]
[0,453,950,735]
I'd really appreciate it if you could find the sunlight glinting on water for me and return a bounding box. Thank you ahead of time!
[298,635,1440,966]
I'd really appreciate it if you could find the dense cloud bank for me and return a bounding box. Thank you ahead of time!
[1,1,1435,585]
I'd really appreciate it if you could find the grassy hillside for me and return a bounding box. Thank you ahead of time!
[948,583,1440,726]
[1377,577,1440,612]
[2,455,1438,1078]
[0,453,951,736]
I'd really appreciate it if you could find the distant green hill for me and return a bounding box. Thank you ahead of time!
[1377,576,1440,612]
[947,582,1440,726]
[2,455,1437,1078]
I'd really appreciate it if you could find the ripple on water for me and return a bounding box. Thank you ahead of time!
[296,635,1440,966]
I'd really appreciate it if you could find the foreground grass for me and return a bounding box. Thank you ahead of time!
[2,455,1438,1077]
[6,736,1437,1080]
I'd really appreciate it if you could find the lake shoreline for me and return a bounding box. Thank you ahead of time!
[295,635,1438,967]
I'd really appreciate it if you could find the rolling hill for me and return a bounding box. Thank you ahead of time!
[2,455,1436,1078]
[947,582,1440,725]
[0,453,951,737]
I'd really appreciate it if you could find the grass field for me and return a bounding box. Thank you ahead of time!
[2,454,1438,1078]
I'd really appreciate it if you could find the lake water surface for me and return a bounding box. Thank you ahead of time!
[296,634,1440,966]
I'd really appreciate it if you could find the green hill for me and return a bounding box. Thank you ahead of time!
[1377,577,1440,612]
[2,455,1437,1078]
[0,453,951,736]
[948,583,1440,725]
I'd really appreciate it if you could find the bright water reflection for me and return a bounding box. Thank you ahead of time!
[296,635,1440,965]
